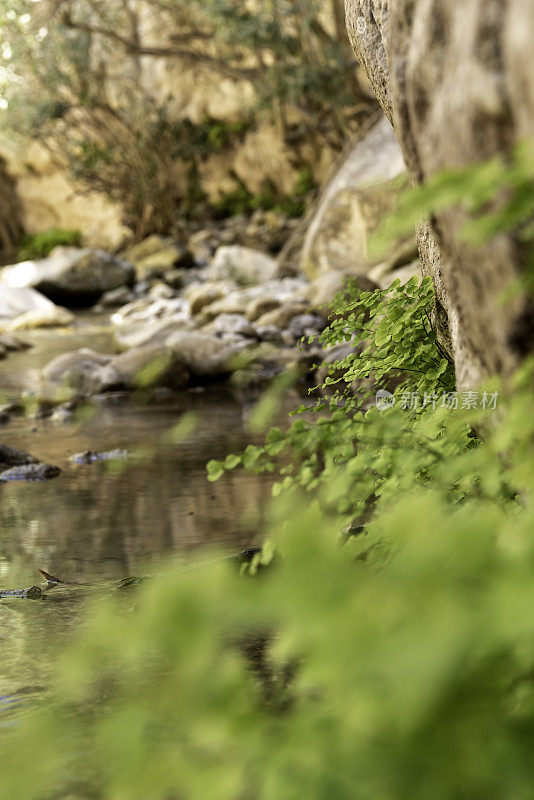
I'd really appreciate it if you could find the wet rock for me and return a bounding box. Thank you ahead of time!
[0,442,39,467]
[1,247,135,306]
[110,295,189,328]
[286,313,325,342]
[0,284,59,320]
[202,314,257,340]
[69,449,130,465]
[0,463,61,482]
[165,330,247,379]
[91,346,189,392]
[95,286,136,309]
[208,245,278,286]
[255,302,311,329]
[201,278,308,321]
[113,318,195,351]
[9,306,75,330]
[41,348,112,390]
[0,334,31,352]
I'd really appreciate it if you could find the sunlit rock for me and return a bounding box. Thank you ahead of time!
[1,247,135,306]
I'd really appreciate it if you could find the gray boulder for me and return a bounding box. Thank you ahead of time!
[208,245,278,286]
[300,118,408,279]
[165,330,246,378]
[1,247,135,306]
[90,346,190,393]
[41,348,112,390]
[202,314,257,340]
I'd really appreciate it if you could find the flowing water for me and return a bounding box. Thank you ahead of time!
[0,317,291,706]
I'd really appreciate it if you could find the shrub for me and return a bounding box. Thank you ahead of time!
[18,228,82,260]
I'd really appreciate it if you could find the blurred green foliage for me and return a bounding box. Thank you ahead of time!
[18,228,82,260]
[211,169,316,219]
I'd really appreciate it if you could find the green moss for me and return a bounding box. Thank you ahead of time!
[18,228,82,260]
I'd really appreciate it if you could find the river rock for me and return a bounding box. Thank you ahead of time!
[0,442,39,467]
[165,330,246,378]
[163,268,200,291]
[89,346,190,393]
[245,296,282,322]
[111,296,190,330]
[41,348,112,389]
[95,286,136,309]
[255,302,311,329]
[207,245,278,286]
[287,313,325,341]
[0,333,31,352]
[69,449,130,465]
[113,318,195,351]
[201,278,309,321]
[0,284,59,320]
[202,314,257,340]
[1,247,135,306]
[0,463,61,481]
[9,306,75,330]
[187,281,235,316]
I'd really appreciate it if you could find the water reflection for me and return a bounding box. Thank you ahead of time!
[0,393,277,582]
[0,388,288,698]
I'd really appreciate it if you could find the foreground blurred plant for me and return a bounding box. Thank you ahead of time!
[1,150,534,799]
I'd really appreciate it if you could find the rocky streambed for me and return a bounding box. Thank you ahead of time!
[0,235,350,420]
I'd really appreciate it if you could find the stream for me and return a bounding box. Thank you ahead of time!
[0,315,287,708]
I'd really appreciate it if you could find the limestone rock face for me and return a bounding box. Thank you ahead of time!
[3,141,128,251]
[344,0,534,387]
[300,117,408,279]
[1,247,135,306]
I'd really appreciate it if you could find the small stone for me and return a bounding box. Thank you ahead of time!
[95,286,135,309]
[9,306,75,330]
[202,314,256,339]
[245,296,282,322]
[208,245,278,286]
[187,282,233,316]
[255,303,311,329]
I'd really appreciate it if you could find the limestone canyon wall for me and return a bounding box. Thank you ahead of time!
[345,0,534,388]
